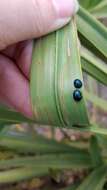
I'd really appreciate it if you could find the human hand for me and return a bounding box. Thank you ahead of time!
[0,0,79,117]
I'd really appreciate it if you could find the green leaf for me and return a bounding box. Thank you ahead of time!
[0,132,88,154]
[81,46,107,86]
[76,165,107,190]
[90,136,103,167]
[97,134,107,149]
[55,17,89,127]
[79,0,103,10]
[77,6,107,59]
[0,105,34,124]
[71,124,107,135]
[79,0,92,9]
[0,153,92,170]
[31,17,89,127]
[61,183,80,190]
[90,0,107,19]
[0,167,48,184]
[79,0,107,19]
[84,90,107,112]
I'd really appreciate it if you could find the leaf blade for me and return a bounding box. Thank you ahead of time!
[81,46,107,86]
[77,6,107,58]
[76,165,107,190]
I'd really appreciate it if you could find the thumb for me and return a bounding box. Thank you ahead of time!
[0,0,79,50]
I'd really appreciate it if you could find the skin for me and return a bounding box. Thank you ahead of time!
[0,0,78,118]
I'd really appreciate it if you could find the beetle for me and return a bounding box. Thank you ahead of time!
[74,79,82,89]
[73,90,83,101]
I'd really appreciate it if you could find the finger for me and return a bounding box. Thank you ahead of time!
[1,44,17,59]
[1,41,33,79]
[15,41,33,79]
[0,0,79,50]
[0,54,32,117]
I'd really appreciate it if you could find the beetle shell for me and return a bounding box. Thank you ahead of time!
[74,79,82,88]
[73,90,83,101]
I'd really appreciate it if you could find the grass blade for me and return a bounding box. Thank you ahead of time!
[76,165,107,190]
[84,90,107,112]
[90,0,107,19]
[77,6,107,58]
[81,46,107,86]
[0,153,92,170]
[0,132,87,154]
[61,183,80,190]
[90,136,103,167]
[79,0,102,10]
[0,167,48,184]
[71,124,107,135]
[0,105,34,124]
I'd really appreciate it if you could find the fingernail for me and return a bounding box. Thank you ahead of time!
[50,17,71,31]
[53,0,79,18]
[50,0,79,31]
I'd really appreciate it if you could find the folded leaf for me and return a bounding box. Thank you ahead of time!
[31,17,89,127]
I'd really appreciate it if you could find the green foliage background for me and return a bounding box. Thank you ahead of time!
[0,0,107,189]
